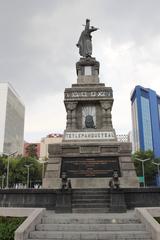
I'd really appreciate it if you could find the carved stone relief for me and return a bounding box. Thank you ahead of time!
[65,102,78,130]
[100,101,113,128]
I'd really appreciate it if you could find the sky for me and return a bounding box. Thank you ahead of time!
[1,0,160,142]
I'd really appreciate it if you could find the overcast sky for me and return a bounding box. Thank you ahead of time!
[1,0,160,142]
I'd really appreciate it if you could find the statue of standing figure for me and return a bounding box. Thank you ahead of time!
[76,19,98,58]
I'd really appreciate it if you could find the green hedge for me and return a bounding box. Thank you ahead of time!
[0,217,25,240]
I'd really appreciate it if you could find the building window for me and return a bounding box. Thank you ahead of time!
[132,99,140,151]
[141,96,153,151]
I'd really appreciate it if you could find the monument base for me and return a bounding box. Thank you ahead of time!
[43,141,139,189]
[43,177,139,189]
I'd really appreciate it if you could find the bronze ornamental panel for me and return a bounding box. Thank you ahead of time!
[61,156,120,178]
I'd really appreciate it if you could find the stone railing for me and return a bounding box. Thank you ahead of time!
[135,207,160,240]
[0,207,45,240]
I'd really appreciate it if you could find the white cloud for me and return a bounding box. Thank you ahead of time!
[25,92,66,132]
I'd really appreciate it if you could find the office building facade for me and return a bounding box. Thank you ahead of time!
[0,83,25,155]
[40,133,63,160]
[131,85,160,158]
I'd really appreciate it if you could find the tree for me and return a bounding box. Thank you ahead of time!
[0,156,7,188]
[132,150,157,186]
[25,144,38,159]
[0,156,42,188]
[13,157,42,187]
[0,156,6,175]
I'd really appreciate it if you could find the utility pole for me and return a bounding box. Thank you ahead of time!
[135,158,150,187]
[152,161,160,186]
[25,164,33,188]
[0,151,17,188]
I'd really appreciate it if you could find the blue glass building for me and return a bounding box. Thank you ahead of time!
[131,85,160,158]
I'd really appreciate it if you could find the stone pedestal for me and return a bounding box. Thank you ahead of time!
[76,57,99,84]
[43,57,139,189]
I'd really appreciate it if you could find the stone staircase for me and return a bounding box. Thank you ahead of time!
[27,211,152,240]
[72,188,110,213]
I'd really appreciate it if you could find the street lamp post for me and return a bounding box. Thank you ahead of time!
[6,156,10,188]
[152,161,160,185]
[2,174,5,189]
[25,164,33,188]
[0,151,17,188]
[0,174,5,189]
[135,158,150,187]
[6,151,18,188]
[152,161,160,176]
[36,160,48,187]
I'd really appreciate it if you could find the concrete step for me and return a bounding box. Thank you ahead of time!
[73,188,108,191]
[72,194,110,199]
[42,216,141,224]
[28,238,151,240]
[72,191,108,195]
[72,199,110,204]
[72,208,109,213]
[36,223,146,232]
[29,230,152,239]
[72,203,109,208]
[28,212,151,240]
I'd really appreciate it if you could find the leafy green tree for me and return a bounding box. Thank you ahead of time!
[0,156,6,175]
[16,157,41,186]
[132,150,157,185]
[0,156,7,188]
[25,144,38,159]
[0,156,42,188]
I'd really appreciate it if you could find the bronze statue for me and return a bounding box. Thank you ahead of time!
[76,19,98,58]
[109,170,120,190]
[61,172,72,191]
[85,115,95,128]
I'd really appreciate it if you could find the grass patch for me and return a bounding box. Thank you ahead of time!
[154,217,160,223]
[0,217,25,240]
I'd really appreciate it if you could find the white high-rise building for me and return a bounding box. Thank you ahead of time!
[0,83,25,155]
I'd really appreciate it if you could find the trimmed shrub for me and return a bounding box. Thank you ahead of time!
[0,217,25,240]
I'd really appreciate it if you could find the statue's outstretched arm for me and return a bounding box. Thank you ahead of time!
[89,26,99,33]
